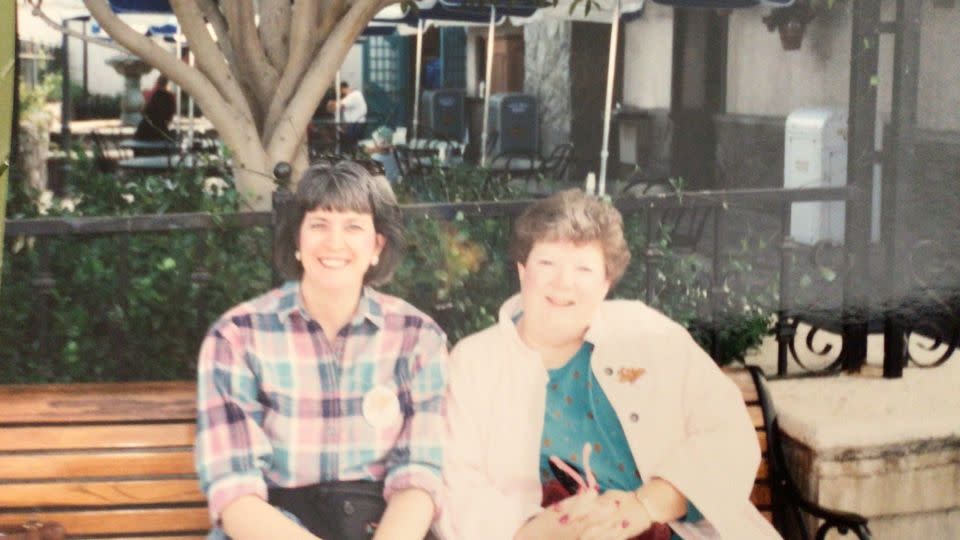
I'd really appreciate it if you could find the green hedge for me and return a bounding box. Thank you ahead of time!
[1,159,773,383]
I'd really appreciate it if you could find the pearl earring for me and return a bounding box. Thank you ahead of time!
[371,255,380,266]
[294,250,301,261]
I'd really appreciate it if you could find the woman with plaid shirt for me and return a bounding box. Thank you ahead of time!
[195,161,446,540]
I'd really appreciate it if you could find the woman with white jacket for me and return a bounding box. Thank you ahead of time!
[437,190,781,540]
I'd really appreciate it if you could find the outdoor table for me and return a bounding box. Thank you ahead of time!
[117,154,224,174]
[119,139,180,156]
[487,154,543,175]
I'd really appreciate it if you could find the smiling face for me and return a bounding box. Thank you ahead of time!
[517,240,611,342]
[298,208,385,295]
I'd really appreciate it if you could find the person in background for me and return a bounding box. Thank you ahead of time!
[195,161,446,540]
[439,189,781,540]
[327,81,368,154]
[134,75,175,143]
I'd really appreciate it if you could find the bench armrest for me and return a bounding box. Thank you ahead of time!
[746,366,873,540]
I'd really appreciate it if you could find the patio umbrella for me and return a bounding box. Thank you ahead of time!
[652,0,792,7]
[374,1,511,143]
[521,0,793,194]
[107,0,171,13]
[512,0,645,195]
[437,0,538,166]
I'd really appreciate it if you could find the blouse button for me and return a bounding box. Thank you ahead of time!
[603,367,613,376]
[629,413,640,422]
[343,500,355,515]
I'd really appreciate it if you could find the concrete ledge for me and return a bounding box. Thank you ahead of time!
[757,331,960,539]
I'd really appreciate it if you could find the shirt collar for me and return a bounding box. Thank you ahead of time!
[278,281,385,330]
[499,293,604,342]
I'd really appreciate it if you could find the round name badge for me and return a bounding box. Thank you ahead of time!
[361,385,402,428]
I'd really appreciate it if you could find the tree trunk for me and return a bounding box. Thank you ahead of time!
[1,0,15,295]
[75,0,384,211]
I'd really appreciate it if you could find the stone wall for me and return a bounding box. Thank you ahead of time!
[782,434,960,539]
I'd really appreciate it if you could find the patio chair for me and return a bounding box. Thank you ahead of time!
[623,175,712,253]
[488,151,539,183]
[393,145,437,185]
[89,131,132,174]
[538,142,574,181]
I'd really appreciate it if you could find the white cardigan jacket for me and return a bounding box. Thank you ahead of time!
[436,296,781,540]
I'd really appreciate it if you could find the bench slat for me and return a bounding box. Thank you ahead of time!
[0,451,195,480]
[0,508,208,536]
[746,404,764,428]
[0,424,195,451]
[0,479,204,507]
[750,482,772,507]
[723,368,760,404]
[756,458,769,481]
[0,382,195,425]
[94,537,206,540]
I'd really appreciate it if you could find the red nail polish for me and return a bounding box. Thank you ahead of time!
[559,514,570,525]
[622,519,630,528]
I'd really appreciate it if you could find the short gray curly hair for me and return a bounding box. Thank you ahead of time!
[509,189,631,285]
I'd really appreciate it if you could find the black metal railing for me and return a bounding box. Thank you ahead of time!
[5,183,953,380]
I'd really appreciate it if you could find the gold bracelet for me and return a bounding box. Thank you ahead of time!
[633,491,662,524]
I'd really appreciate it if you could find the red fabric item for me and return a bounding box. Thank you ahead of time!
[540,481,673,540]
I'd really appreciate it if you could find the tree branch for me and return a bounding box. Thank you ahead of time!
[80,0,259,176]
[223,0,278,115]
[194,0,237,68]
[168,0,253,123]
[258,0,291,71]
[26,1,127,54]
[262,0,332,142]
[267,0,383,161]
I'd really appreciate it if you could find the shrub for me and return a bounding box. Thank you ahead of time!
[1,160,773,382]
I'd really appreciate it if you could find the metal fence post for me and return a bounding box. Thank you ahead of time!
[272,162,294,287]
[882,0,922,378]
[841,0,881,373]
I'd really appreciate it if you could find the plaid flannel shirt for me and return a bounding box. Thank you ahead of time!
[195,282,447,526]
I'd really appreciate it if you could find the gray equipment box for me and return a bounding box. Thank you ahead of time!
[487,93,538,156]
[420,89,465,141]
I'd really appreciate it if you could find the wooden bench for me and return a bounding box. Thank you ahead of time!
[0,382,207,540]
[0,371,869,539]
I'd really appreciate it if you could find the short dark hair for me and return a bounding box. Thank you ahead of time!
[509,189,631,285]
[274,161,405,286]
[340,81,350,89]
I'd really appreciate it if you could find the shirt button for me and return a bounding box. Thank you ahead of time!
[343,500,355,515]
[604,367,613,376]
[630,413,639,422]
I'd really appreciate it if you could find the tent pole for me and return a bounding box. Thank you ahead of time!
[187,46,195,150]
[335,70,342,154]
[413,18,425,140]
[598,0,621,197]
[175,38,182,136]
[480,6,496,167]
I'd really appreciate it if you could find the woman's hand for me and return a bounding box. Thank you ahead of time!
[568,489,653,540]
[514,491,597,540]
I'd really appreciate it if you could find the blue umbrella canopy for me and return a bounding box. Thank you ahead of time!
[651,0,792,7]
[439,0,539,17]
[108,0,172,13]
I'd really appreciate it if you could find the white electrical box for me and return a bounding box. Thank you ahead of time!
[783,107,848,245]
